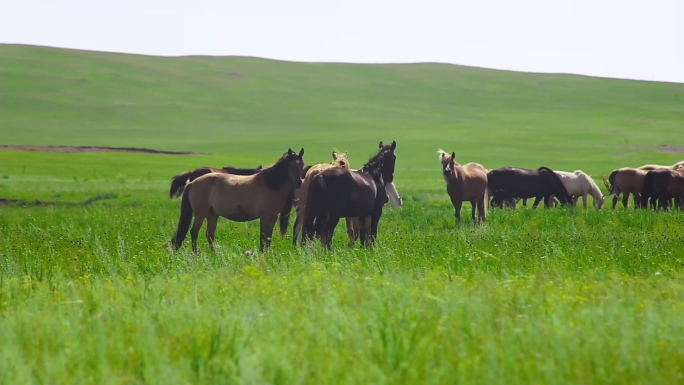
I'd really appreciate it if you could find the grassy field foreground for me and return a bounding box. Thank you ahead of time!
[1,45,684,384]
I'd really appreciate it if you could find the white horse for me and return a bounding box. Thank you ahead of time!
[554,170,604,209]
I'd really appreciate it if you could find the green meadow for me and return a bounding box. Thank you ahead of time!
[1,44,684,384]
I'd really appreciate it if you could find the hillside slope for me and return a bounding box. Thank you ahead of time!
[1,44,683,170]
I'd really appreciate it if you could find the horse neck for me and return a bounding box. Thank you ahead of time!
[260,158,293,191]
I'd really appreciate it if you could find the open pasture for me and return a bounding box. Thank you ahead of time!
[1,45,684,384]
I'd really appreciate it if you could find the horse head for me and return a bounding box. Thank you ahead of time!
[286,148,305,188]
[332,150,350,169]
[437,149,456,181]
[378,140,397,184]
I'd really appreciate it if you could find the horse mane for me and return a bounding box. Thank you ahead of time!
[437,149,450,161]
[360,151,386,177]
[261,153,294,191]
[222,165,262,175]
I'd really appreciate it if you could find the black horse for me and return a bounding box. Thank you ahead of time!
[487,166,572,209]
[641,168,684,211]
[302,141,396,249]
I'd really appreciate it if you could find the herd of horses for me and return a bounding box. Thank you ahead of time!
[167,140,684,252]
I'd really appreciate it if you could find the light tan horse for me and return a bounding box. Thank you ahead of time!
[171,148,305,252]
[638,160,684,171]
[438,149,487,223]
[554,170,604,209]
[602,167,648,209]
[292,151,358,246]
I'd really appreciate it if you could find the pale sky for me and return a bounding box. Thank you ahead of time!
[1,0,683,83]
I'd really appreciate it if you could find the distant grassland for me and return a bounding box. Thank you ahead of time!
[0,45,683,384]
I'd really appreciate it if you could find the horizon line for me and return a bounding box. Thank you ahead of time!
[2,42,683,86]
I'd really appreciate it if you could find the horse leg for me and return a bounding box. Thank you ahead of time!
[522,198,528,207]
[259,215,278,251]
[470,200,477,223]
[450,196,463,224]
[324,216,341,250]
[205,211,219,252]
[479,196,486,222]
[369,213,382,246]
[190,212,207,253]
[582,194,588,209]
[572,195,579,207]
[346,217,359,248]
[532,196,543,209]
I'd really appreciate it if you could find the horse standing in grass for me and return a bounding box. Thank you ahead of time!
[292,151,356,246]
[170,148,305,252]
[554,170,604,209]
[302,141,396,249]
[487,166,572,209]
[602,167,648,209]
[640,168,684,211]
[438,150,487,223]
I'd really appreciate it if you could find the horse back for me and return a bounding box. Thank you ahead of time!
[316,168,379,217]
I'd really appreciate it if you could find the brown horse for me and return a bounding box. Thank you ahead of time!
[438,150,487,223]
[169,165,297,238]
[292,151,357,246]
[640,168,684,211]
[170,148,305,252]
[602,167,649,209]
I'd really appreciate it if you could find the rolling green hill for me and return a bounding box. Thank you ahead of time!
[1,44,683,178]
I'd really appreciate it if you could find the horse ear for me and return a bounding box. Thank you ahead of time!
[451,152,456,160]
[345,151,349,156]
[299,148,305,157]
[332,151,337,159]
[288,148,293,156]
[379,141,383,149]
[391,140,396,150]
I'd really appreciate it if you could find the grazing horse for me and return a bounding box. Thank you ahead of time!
[302,141,397,249]
[640,168,684,211]
[169,165,262,198]
[554,170,605,209]
[292,151,357,246]
[170,148,305,252]
[602,168,648,209]
[487,167,572,209]
[438,149,487,223]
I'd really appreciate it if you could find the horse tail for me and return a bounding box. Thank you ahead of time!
[169,168,214,199]
[171,183,194,250]
[278,191,294,237]
[482,183,489,218]
[303,175,326,241]
[539,166,572,205]
[641,171,655,208]
[602,170,617,197]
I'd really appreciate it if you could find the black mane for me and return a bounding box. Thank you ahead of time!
[261,153,294,191]
[360,151,386,178]
[222,165,262,175]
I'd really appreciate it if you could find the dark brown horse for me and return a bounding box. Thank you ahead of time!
[438,149,487,223]
[640,168,684,211]
[302,141,396,249]
[170,149,305,252]
[487,167,572,208]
